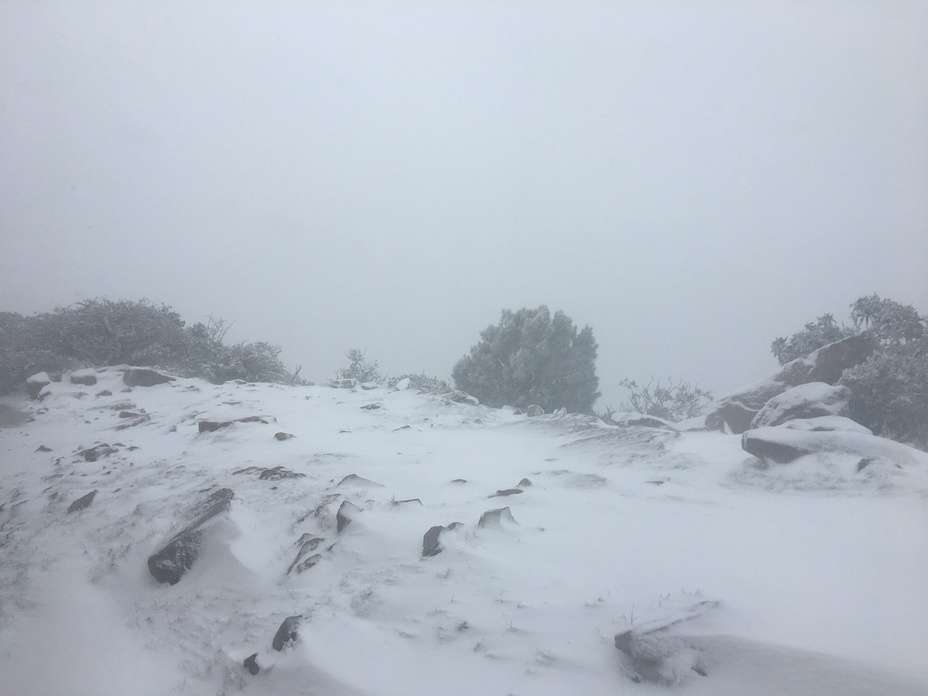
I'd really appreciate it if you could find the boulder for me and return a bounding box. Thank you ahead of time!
[336,500,361,533]
[69,370,98,386]
[147,488,234,585]
[477,507,517,528]
[526,404,545,417]
[67,490,98,513]
[422,522,464,557]
[489,488,523,498]
[742,426,928,467]
[705,335,874,433]
[25,372,51,400]
[123,368,175,388]
[749,383,850,429]
[274,432,295,441]
[272,615,302,651]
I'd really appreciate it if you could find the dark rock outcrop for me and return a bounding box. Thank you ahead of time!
[35,445,52,453]
[749,383,850,430]
[123,368,175,388]
[272,615,302,651]
[147,488,234,585]
[67,490,98,513]
[705,335,875,434]
[199,420,232,433]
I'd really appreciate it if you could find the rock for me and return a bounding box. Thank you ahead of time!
[779,416,873,436]
[750,383,850,430]
[444,391,479,406]
[198,420,232,433]
[67,490,98,513]
[331,378,357,389]
[705,335,875,434]
[243,653,260,675]
[272,615,302,651]
[610,412,678,431]
[477,507,517,528]
[95,389,113,397]
[79,444,116,462]
[360,403,382,410]
[260,466,305,480]
[274,432,295,441]
[517,478,533,488]
[526,404,545,417]
[422,523,464,557]
[123,368,175,388]
[336,500,360,533]
[147,488,234,585]
[337,474,383,488]
[35,445,52,453]
[742,426,928,467]
[489,488,523,498]
[69,370,98,386]
[394,378,411,391]
[287,535,324,575]
[25,372,51,400]
[422,526,444,557]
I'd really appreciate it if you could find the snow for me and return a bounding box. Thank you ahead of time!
[1,368,927,695]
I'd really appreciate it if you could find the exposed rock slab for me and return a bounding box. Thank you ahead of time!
[272,615,302,651]
[147,488,234,585]
[67,490,98,513]
[742,426,928,467]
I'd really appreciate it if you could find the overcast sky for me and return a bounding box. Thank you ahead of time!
[2,1,926,408]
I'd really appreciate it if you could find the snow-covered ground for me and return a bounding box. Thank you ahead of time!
[1,368,926,695]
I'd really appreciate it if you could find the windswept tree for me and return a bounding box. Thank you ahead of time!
[452,306,600,414]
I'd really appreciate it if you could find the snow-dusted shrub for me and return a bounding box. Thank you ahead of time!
[452,306,600,414]
[335,348,383,384]
[0,299,295,393]
[771,314,854,366]
[618,378,713,422]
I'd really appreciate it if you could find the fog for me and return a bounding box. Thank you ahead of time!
[2,1,926,408]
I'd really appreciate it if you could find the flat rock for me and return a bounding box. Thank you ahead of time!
[123,368,175,388]
[337,474,383,488]
[489,488,523,498]
[742,426,928,467]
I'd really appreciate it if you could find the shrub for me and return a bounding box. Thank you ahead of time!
[0,298,294,393]
[335,348,383,383]
[618,378,714,422]
[452,306,600,413]
[771,314,855,365]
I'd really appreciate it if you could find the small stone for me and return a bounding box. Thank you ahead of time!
[336,500,360,533]
[243,653,260,675]
[68,490,98,513]
[272,615,302,651]
[517,478,533,488]
[489,488,523,498]
[35,445,52,453]
[274,432,295,441]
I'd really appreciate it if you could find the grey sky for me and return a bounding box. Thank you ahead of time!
[2,1,926,408]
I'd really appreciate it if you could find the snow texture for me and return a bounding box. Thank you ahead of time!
[1,367,927,695]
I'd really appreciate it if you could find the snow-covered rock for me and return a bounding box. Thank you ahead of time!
[749,382,850,429]
[705,334,874,433]
[742,425,928,467]
[779,415,873,435]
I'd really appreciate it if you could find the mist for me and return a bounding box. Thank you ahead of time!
[2,1,926,408]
